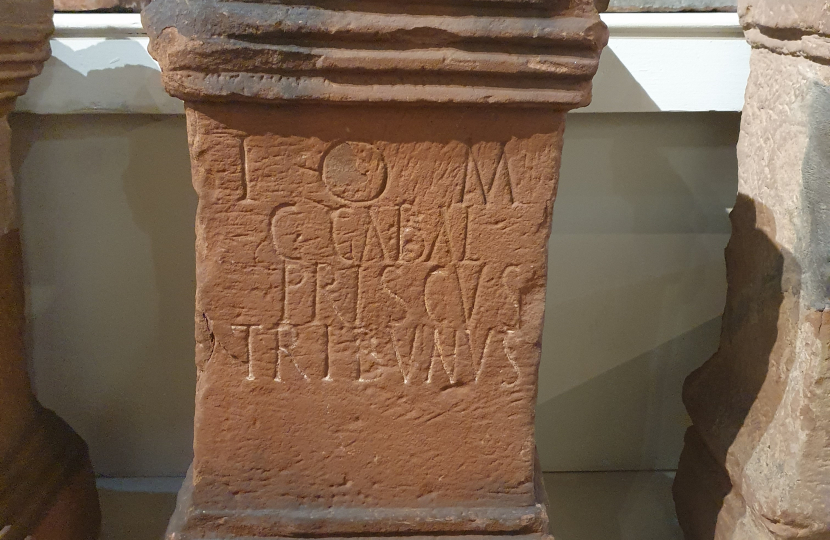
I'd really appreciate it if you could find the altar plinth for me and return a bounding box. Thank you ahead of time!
[674,1,830,538]
[0,1,100,539]
[143,2,607,538]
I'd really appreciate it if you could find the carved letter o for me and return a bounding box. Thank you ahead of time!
[322,142,387,202]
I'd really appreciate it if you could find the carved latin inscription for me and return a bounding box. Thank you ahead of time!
[192,117,554,388]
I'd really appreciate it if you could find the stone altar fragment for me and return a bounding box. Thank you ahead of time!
[0,1,101,539]
[143,1,608,538]
[607,0,735,11]
[53,0,149,11]
[674,1,830,538]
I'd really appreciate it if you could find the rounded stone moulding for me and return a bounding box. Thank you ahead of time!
[142,0,609,108]
[0,0,53,115]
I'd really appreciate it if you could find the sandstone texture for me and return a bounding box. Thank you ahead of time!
[172,103,565,539]
[143,0,608,107]
[54,0,149,11]
[143,1,607,538]
[607,0,735,11]
[674,1,830,538]
[0,2,100,539]
[54,0,740,13]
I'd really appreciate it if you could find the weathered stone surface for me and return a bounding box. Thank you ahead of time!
[54,0,742,13]
[674,1,830,538]
[607,0,735,12]
[54,0,149,11]
[143,0,608,107]
[0,1,101,539]
[172,105,564,539]
[741,0,830,63]
[144,1,607,538]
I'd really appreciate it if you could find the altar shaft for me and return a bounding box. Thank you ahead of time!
[144,1,607,538]
[179,105,563,536]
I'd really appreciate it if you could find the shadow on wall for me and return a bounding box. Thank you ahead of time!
[546,471,681,540]
[10,25,197,477]
[122,115,197,474]
[9,108,743,483]
[536,112,741,474]
[19,40,181,114]
[98,488,176,540]
[588,47,660,113]
[9,113,196,477]
[537,318,722,470]
[674,194,794,538]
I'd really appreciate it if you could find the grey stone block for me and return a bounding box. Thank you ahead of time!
[607,0,736,11]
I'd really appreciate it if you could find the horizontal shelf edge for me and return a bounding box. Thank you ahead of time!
[52,12,742,38]
[16,13,749,115]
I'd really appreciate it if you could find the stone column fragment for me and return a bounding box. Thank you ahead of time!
[0,2,100,539]
[53,0,149,11]
[144,2,607,538]
[607,0,735,11]
[674,1,830,538]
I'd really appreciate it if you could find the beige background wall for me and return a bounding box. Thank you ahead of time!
[8,112,740,478]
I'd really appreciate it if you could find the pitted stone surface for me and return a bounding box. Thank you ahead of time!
[0,0,52,117]
[740,0,830,63]
[146,1,607,538]
[142,0,607,107]
[170,103,564,539]
[57,0,739,12]
[54,0,148,10]
[608,0,735,11]
[674,2,830,538]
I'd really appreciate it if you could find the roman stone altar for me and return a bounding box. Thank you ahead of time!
[674,1,830,538]
[0,1,101,539]
[144,1,608,538]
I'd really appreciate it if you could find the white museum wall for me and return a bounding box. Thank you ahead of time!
[8,111,740,478]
